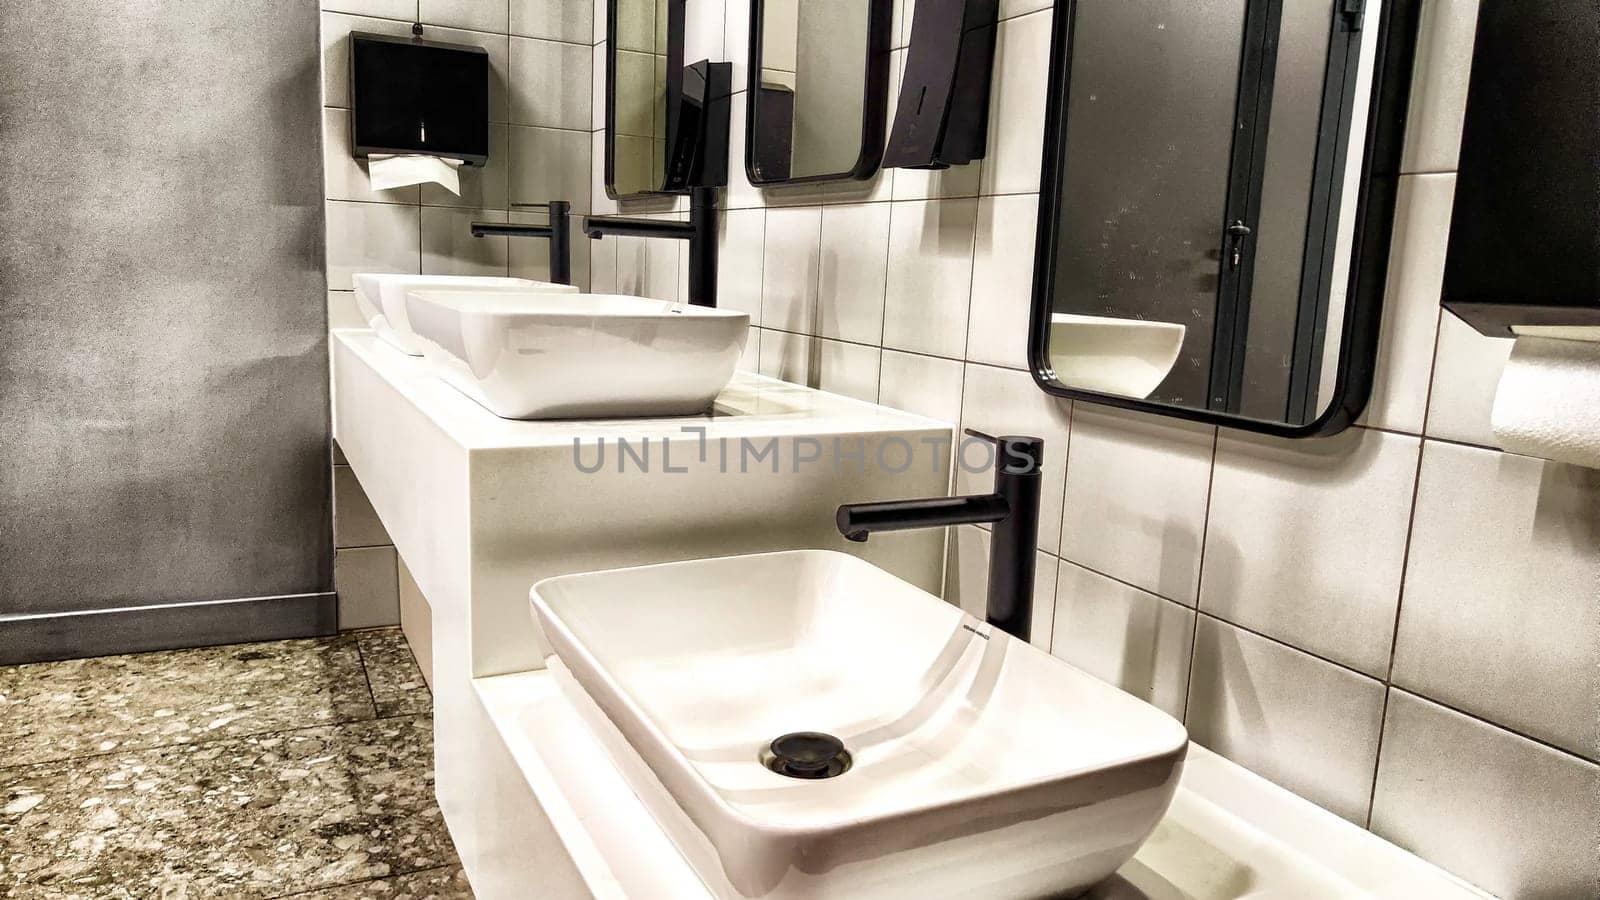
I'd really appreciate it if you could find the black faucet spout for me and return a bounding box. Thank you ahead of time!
[835,430,1043,640]
[836,495,1009,543]
[471,201,572,285]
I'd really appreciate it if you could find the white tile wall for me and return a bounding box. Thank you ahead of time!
[1370,691,1600,900]
[624,2,1593,892]
[321,0,597,630]
[1391,441,1600,761]
[312,0,1597,892]
[1187,615,1387,824]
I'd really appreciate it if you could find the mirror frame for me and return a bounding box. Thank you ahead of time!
[744,0,894,187]
[1026,0,1423,437]
[605,0,687,200]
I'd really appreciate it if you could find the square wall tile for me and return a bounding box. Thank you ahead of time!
[946,525,1057,650]
[761,206,823,333]
[423,124,510,209]
[1393,441,1600,761]
[509,37,592,129]
[717,208,766,325]
[328,291,366,330]
[421,207,508,276]
[966,193,1040,370]
[758,331,882,405]
[335,545,400,630]
[419,0,507,33]
[883,199,979,359]
[333,465,391,549]
[723,0,752,88]
[1400,0,1480,174]
[513,0,593,43]
[1052,562,1196,719]
[508,125,593,212]
[879,350,965,426]
[1202,427,1419,676]
[1186,615,1387,824]
[325,200,420,291]
[818,204,892,345]
[1361,174,1452,434]
[980,9,1052,196]
[959,364,1071,553]
[616,222,682,300]
[322,13,417,108]
[1426,312,1514,448]
[588,228,619,293]
[1061,404,1214,606]
[323,108,421,204]
[509,208,591,288]
[1371,691,1600,900]
[683,0,725,63]
[324,0,416,19]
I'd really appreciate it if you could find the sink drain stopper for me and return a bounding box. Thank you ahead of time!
[763,732,852,779]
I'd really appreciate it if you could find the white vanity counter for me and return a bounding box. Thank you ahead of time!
[331,328,956,897]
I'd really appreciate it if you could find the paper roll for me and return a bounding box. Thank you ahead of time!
[368,154,463,195]
[1491,334,1600,470]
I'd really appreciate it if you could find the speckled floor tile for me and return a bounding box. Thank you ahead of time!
[356,632,431,719]
[290,865,473,899]
[0,636,375,768]
[0,715,454,899]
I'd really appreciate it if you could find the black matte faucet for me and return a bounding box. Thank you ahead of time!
[582,187,719,308]
[836,430,1043,641]
[471,201,572,285]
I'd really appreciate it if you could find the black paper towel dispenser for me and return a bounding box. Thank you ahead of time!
[1440,0,1599,337]
[882,0,998,170]
[350,31,490,166]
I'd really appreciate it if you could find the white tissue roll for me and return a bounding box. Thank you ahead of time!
[1491,334,1600,470]
[368,154,463,195]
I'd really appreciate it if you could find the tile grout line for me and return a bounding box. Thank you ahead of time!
[1180,427,1221,724]
[354,633,383,715]
[0,710,428,775]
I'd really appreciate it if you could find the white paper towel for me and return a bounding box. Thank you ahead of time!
[1491,330,1600,469]
[368,154,462,195]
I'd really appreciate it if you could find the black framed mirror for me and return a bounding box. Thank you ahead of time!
[606,0,684,199]
[745,0,893,185]
[1029,0,1421,436]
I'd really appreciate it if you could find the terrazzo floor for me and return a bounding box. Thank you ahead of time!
[0,629,475,899]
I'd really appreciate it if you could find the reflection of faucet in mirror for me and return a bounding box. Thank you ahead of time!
[470,201,572,286]
[582,187,720,308]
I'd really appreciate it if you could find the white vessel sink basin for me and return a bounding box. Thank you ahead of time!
[405,290,749,419]
[531,550,1188,899]
[351,274,578,356]
[1048,313,1187,399]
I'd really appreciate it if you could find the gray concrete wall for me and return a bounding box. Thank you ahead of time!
[0,1,331,631]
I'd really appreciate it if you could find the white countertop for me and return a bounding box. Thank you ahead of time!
[335,329,951,451]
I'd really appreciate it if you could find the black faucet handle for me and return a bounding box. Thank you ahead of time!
[963,429,1045,475]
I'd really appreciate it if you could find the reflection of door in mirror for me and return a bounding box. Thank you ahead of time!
[1045,0,1366,427]
[748,0,885,184]
[612,0,676,196]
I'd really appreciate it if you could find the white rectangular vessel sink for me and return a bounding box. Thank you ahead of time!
[531,550,1188,899]
[351,274,578,356]
[405,290,749,419]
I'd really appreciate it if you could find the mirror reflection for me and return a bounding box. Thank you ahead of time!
[1036,0,1386,429]
[747,0,889,185]
[609,0,677,197]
